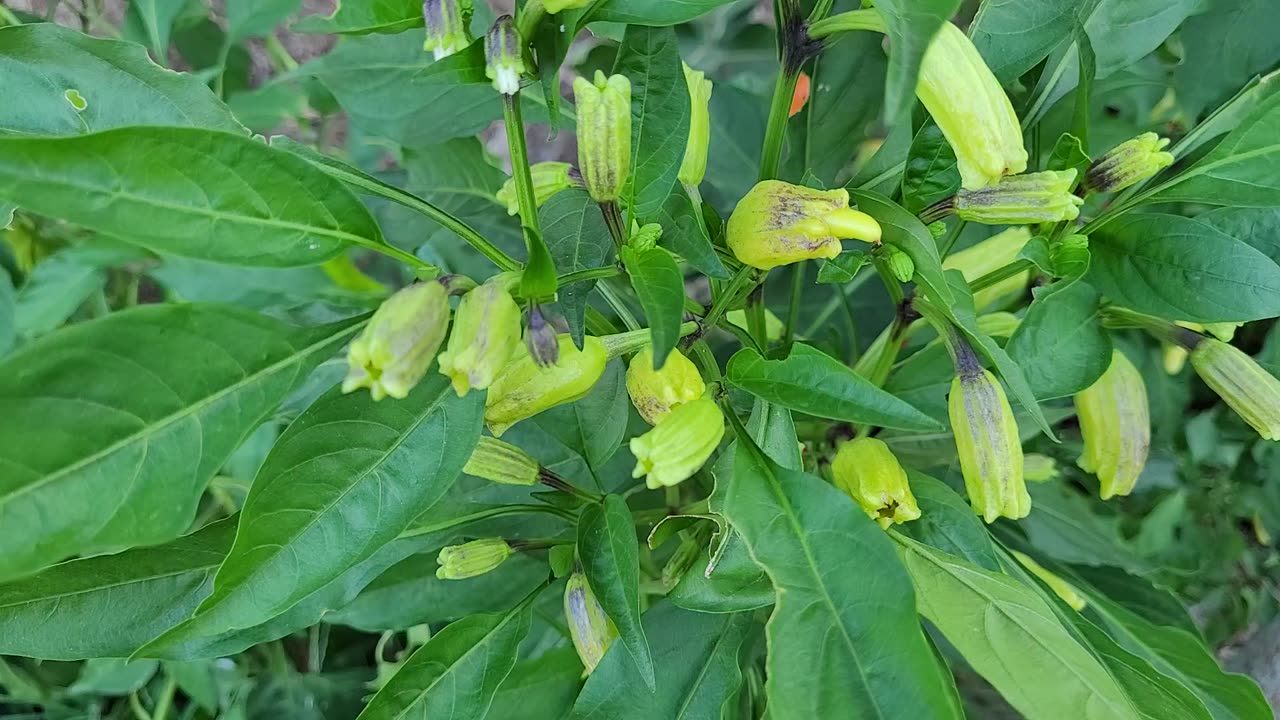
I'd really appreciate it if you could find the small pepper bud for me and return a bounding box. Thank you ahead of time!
[630,394,725,489]
[484,15,524,96]
[943,227,1031,311]
[343,282,450,401]
[955,170,1083,225]
[1023,453,1059,483]
[1163,344,1189,375]
[1012,551,1087,611]
[917,22,1028,190]
[626,346,706,425]
[463,436,540,485]
[926,220,947,240]
[1189,338,1280,441]
[565,572,617,674]
[726,180,881,270]
[948,348,1029,522]
[831,437,922,529]
[438,278,522,396]
[1202,322,1242,343]
[1074,350,1150,499]
[523,304,559,368]
[436,538,512,580]
[422,0,471,60]
[1084,133,1174,193]
[485,334,608,436]
[876,243,915,283]
[496,162,579,216]
[661,532,704,589]
[1050,234,1090,279]
[629,222,663,251]
[573,71,631,203]
[678,63,713,187]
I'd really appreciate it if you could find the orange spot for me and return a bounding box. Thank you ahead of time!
[789,72,811,117]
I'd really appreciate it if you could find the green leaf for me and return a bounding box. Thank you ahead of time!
[1048,132,1093,176]
[357,590,538,720]
[668,529,773,613]
[0,270,13,356]
[896,472,999,571]
[0,128,382,267]
[1145,91,1280,207]
[1196,207,1280,265]
[705,85,768,205]
[725,344,943,431]
[1175,0,1280,119]
[542,189,614,347]
[615,26,689,219]
[484,649,584,720]
[875,0,961,126]
[893,535,1139,720]
[70,658,158,696]
[567,601,750,719]
[816,251,871,284]
[0,519,234,660]
[1087,213,1280,322]
[656,185,727,279]
[578,495,655,689]
[294,0,421,34]
[142,374,483,654]
[621,245,684,367]
[1006,281,1113,400]
[590,0,737,26]
[1071,618,1213,720]
[13,244,145,341]
[793,33,887,187]
[123,0,186,57]
[968,0,1081,83]
[534,361,629,486]
[226,0,301,42]
[0,23,242,136]
[848,189,954,307]
[901,121,960,214]
[0,306,359,582]
[720,435,961,719]
[1022,483,1152,574]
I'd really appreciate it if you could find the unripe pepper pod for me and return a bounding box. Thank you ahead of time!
[422,0,470,60]
[1023,453,1059,483]
[1073,350,1150,499]
[573,71,631,203]
[726,180,881,270]
[438,277,522,396]
[678,63,713,187]
[831,437,921,529]
[1084,133,1174,193]
[1189,338,1280,441]
[955,170,1083,225]
[943,227,1031,311]
[463,436,540,486]
[1012,551,1087,611]
[626,346,706,426]
[565,571,616,674]
[484,334,608,436]
[343,281,450,401]
[948,350,1029,522]
[436,538,512,580]
[485,15,524,96]
[497,162,579,215]
[630,394,725,489]
[916,22,1027,190]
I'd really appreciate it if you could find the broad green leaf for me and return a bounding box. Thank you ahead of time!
[1088,213,1280,322]
[13,244,144,341]
[534,361,629,485]
[621,245,684,367]
[0,270,13,355]
[901,121,960,214]
[328,552,548,632]
[484,648,583,720]
[720,435,961,719]
[726,344,942,431]
[615,26,689,219]
[226,0,302,42]
[848,189,953,306]
[896,472,999,571]
[0,519,234,660]
[656,185,727,279]
[70,659,158,696]
[1173,74,1280,160]
[1146,92,1280,207]
[705,84,767,207]
[568,601,750,719]
[1175,0,1280,119]
[143,375,483,653]
[0,128,382,267]
[0,306,359,581]
[1006,281,1113,400]
[1072,619,1213,720]
[894,535,1138,720]
[816,250,870,284]
[668,529,773,613]
[875,0,961,126]
[0,23,242,136]
[357,590,538,720]
[969,0,1081,83]
[1196,207,1280,265]
[578,495,655,689]
[542,189,614,347]
[294,0,422,34]
[123,0,186,57]
[793,33,887,186]
[1023,483,1152,574]
[590,0,737,26]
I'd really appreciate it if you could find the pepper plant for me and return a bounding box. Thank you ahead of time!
[1,0,1280,718]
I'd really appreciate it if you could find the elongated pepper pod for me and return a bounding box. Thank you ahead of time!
[831,438,921,529]
[1012,551,1087,611]
[948,344,1029,522]
[630,394,725,489]
[955,170,1083,225]
[626,347,705,426]
[565,572,617,674]
[1084,133,1174,193]
[423,0,470,60]
[573,72,631,203]
[678,63,713,187]
[916,22,1027,190]
[1190,338,1280,441]
[463,436,541,486]
[496,162,579,216]
[484,15,524,95]
[438,278,522,396]
[436,538,512,580]
[727,180,881,270]
[343,282,450,401]
[485,334,608,436]
[1073,351,1150,499]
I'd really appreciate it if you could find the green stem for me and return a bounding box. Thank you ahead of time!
[806,8,888,39]
[938,219,968,258]
[515,0,546,41]
[401,504,575,538]
[704,264,757,328]
[503,95,541,232]
[759,70,800,181]
[558,265,622,285]
[746,287,768,348]
[969,259,1031,293]
[782,261,806,345]
[801,270,873,337]
[599,280,642,331]
[601,201,628,249]
[690,339,724,384]
[0,4,22,25]
[151,676,178,720]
